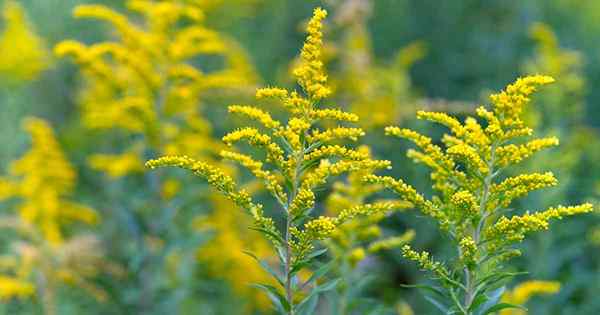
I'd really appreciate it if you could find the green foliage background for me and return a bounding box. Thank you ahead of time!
[2,0,600,314]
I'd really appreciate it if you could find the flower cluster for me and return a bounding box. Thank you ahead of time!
[367,75,593,314]
[55,0,256,177]
[0,1,50,83]
[147,7,393,314]
[0,118,114,306]
[501,280,560,315]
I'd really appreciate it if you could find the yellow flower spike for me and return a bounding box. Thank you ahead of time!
[304,216,336,240]
[304,145,368,162]
[306,127,365,144]
[491,172,558,207]
[501,280,560,315]
[458,236,477,268]
[256,87,289,100]
[0,0,50,83]
[416,111,465,136]
[401,245,449,279]
[450,190,478,217]
[446,143,489,174]
[0,276,35,300]
[88,151,145,178]
[496,137,559,167]
[308,108,359,122]
[293,7,331,101]
[490,75,555,127]
[228,105,281,129]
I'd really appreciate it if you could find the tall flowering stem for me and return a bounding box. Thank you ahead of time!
[366,75,593,314]
[147,8,395,315]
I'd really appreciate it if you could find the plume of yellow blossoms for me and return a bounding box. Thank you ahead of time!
[0,118,115,309]
[0,1,50,83]
[500,280,560,315]
[365,75,592,314]
[55,0,257,177]
[147,8,393,314]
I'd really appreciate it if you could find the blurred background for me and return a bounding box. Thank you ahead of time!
[1,0,600,314]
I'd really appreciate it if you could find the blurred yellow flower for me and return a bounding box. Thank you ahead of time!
[0,1,50,83]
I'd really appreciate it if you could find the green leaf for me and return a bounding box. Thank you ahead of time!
[401,283,446,300]
[306,248,328,260]
[249,226,284,244]
[316,278,341,292]
[301,261,334,289]
[290,259,311,276]
[423,295,449,313]
[296,292,319,315]
[243,251,284,287]
[251,283,290,313]
[474,286,506,315]
[481,303,526,315]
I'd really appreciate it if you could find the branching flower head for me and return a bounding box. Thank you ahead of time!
[147,7,393,314]
[367,75,592,314]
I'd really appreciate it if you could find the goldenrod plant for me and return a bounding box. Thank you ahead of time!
[500,280,560,315]
[0,0,50,84]
[324,146,415,314]
[54,0,267,311]
[147,8,399,314]
[365,75,593,314]
[0,118,115,315]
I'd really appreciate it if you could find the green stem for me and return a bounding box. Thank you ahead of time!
[463,144,496,313]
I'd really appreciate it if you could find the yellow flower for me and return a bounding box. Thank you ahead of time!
[88,151,145,178]
[0,1,50,83]
[0,276,35,300]
[0,118,98,245]
[373,76,592,312]
[501,280,560,315]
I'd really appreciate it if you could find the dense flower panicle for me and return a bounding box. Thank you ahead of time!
[293,7,331,101]
[0,118,99,245]
[490,75,555,129]
[0,119,113,303]
[0,1,50,83]
[373,75,592,312]
[56,0,257,178]
[146,8,397,311]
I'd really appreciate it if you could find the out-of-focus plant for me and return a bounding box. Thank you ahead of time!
[324,145,414,314]
[366,75,593,314]
[0,0,50,85]
[500,280,560,315]
[147,8,402,314]
[517,25,600,306]
[54,0,268,312]
[328,0,426,129]
[0,118,115,315]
